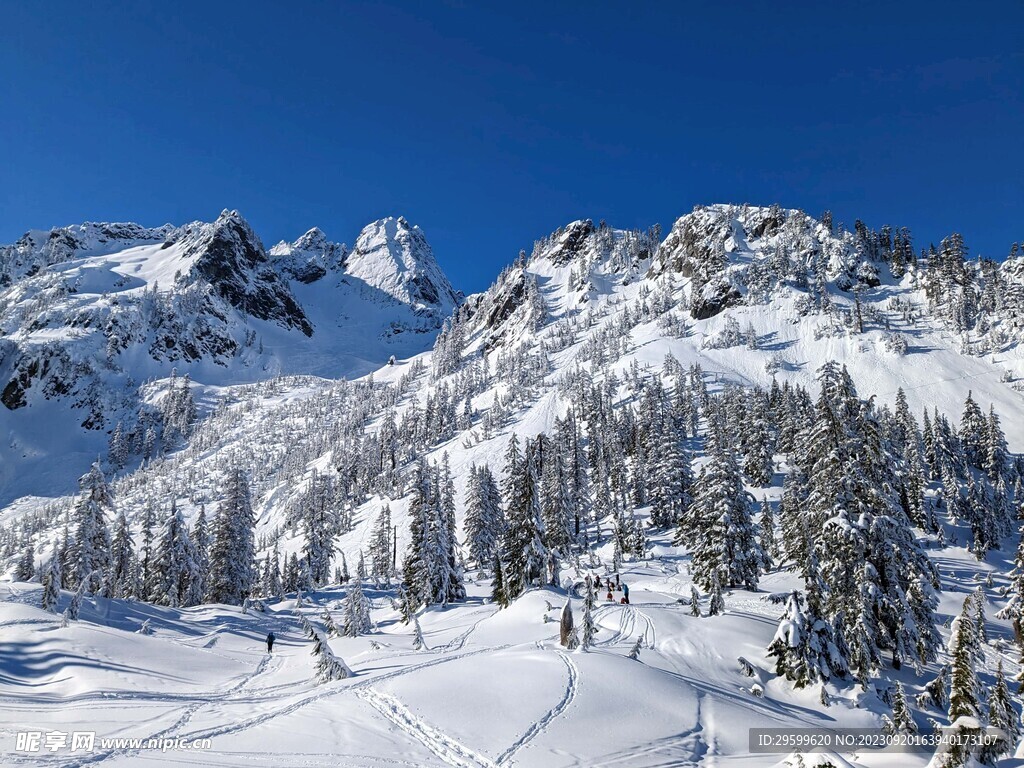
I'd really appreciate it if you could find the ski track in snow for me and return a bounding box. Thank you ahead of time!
[166,644,511,746]
[495,651,579,766]
[356,688,498,768]
[64,650,280,767]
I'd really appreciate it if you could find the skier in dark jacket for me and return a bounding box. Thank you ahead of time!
[266,632,275,653]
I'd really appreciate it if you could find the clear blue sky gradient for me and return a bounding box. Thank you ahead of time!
[1,1,1021,292]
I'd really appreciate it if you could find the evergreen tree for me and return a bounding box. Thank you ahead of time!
[958,391,987,469]
[109,511,134,598]
[500,437,549,599]
[759,497,779,570]
[987,659,1020,748]
[984,404,1008,483]
[947,597,981,721]
[149,501,200,607]
[343,558,373,637]
[490,553,509,608]
[707,571,725,616]
[689,585,701,617]
[996,526,1024,641]
[433,454,465,605]
[303,474,337,588]
[687,446,762,590]
[14,541,35,581]
[649,425,692,529]
[207,468,256,605]
[540,446,573,555]
[401,457,464,612]
[580,583,596,651]
[464,464,504,568]
[883,682,917,735]
[138,501,156,599]
[369,504,393,587]
[70,462,113,593]
[768,590,838,688]
[40,545,61,613]
[190,506,210,602]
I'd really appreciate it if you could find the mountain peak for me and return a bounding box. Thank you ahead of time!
[269,227,348,284]
[294,227,330,251]
[345,217,460,312]
[179,211,312,334]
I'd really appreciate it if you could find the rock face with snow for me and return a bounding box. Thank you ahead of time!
[344,216,461,316]
[0,210,461,501]
[269,227,348,284]
[179,210,312,335]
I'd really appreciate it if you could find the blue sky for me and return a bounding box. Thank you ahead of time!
[1,1,1021,291]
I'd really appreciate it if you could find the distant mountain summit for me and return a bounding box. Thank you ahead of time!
[0,210,460,501]
[345,216,462,314]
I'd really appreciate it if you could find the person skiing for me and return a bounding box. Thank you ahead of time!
[622,583,629,605]
[266,631,275,653]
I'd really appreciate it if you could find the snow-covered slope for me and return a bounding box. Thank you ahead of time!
[0,211,459,503]
[344,216,462,315]
[2,203,1023,767]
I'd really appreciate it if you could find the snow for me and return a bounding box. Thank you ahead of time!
[2,204,1024,766]
[0,554,941,768]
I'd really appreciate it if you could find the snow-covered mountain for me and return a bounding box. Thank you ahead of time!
[2,203,1024,767]
[0,210,460,502]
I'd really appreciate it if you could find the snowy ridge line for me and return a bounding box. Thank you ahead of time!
[495,651,579,766]
[356,688,498,768]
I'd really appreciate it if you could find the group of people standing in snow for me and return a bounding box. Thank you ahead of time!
[588,573,628,604]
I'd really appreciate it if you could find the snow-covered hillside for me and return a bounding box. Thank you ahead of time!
[0,211,459,503]
[2,203,1024,767]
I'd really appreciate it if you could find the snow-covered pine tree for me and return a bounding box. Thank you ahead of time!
[540,445,573,556]
[580,584,596,651]
[41,545,61,612]
[433,454,465,605]
[302,472,337,587]
[947,596,981,722]
[759,497,779,570]
[70,462,113,593]
[984,404,1009,483]
[463,464,504,569]
[14,541,35,581]
[742,394,775,487]
[343,565,373,637]
[189,505,210,602]
[148,501,200,608]
[109,511,134,598]
[138,500,156,599]
[687,442,761,591]
[300,613,353,682]
[708,571,725,616]
[996,526,1024,642]
[883,682,917,735]
[500,437,549,600]
[207,468,257,605]
[628,636,643,660]
[367,504,392,587]
[987,659,1020,749]
[490,553,509,608]
[958,391,987,469]
[412,615,426,650]
[321,608,341,638]
[689,585,701,617]
[650,423,692,529]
